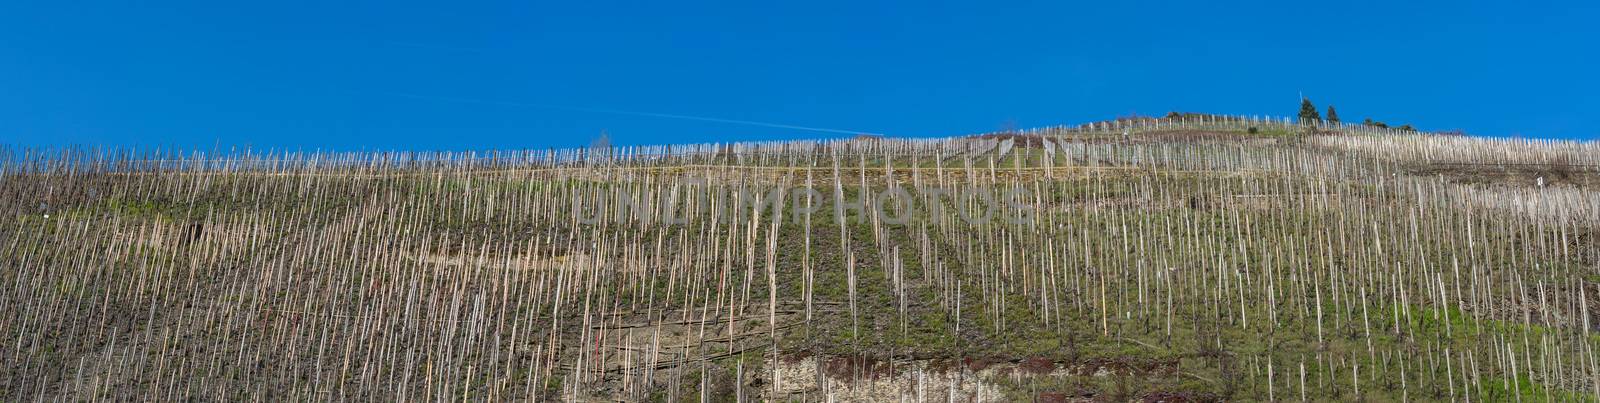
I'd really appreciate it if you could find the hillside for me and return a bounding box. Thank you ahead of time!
[3,115,1599,401]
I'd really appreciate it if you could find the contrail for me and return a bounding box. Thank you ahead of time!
[373,91,883,136]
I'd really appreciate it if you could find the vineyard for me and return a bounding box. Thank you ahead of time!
[3,116,1599,401]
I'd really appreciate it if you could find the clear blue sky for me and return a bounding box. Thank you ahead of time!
[3,1,1596,150]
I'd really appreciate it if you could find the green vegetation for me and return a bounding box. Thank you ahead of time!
[1299,98,1321,123]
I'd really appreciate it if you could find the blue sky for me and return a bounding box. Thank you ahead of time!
[3,1,1597,150]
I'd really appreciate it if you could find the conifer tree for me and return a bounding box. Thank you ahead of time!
[1298,98,1321,123]
[1326,106,1339,123]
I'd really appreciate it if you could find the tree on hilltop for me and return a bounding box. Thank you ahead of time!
[1326,106,1340,123]
[1298,98,1321,123]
